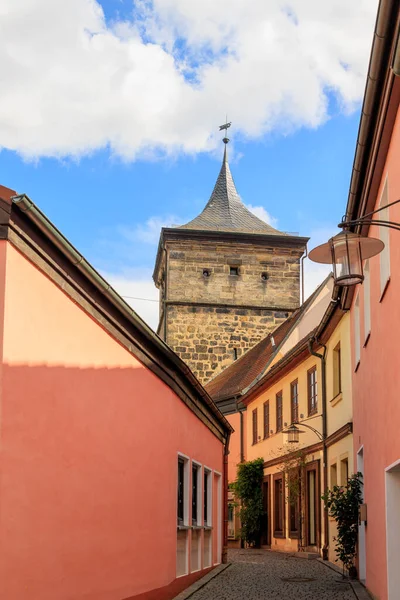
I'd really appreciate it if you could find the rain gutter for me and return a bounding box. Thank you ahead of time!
[346,0,398,223]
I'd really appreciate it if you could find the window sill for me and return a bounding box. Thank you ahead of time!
[203,525,213,531]
[330,392,343,407]
[289,532,299,539]
[379,276,391,303]
[177,525,191,531]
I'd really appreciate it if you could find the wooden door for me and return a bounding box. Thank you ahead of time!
[305,460,320,549]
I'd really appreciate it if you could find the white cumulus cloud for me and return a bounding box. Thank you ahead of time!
[121,215,184,245]
[0,0,377,160]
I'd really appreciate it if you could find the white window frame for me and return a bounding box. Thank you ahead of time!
[191,460,203,526]
[203,467,212,527]
[190,460,203,574]
[363,260,371,343]
[177,452,190,526]
[379,177,390,296]
[213,470,222,566]
[385,458,400,600]
[354,294,361,368]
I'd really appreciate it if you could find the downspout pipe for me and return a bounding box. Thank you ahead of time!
[301,245,308,305]
[308,337,329,560]
[222,431,231,564]
[240,410,244,463]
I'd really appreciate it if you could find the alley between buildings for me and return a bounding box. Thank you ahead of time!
[187,550,358,600]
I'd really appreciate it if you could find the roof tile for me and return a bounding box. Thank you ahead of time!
[179,146,286,235]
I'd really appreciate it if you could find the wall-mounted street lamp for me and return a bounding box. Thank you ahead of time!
[308,199,400,286]
[283,422,323,444]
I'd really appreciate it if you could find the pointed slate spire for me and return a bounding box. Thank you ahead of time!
[179,142,284,235]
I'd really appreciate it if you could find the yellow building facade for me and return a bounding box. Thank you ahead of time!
[245,309,353,563]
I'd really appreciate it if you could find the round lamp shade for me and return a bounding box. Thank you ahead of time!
[309,231,384,286]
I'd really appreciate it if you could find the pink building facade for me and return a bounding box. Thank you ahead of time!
[0,185,231,600]
[342,6,400,598]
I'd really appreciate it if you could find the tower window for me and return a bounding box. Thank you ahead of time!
[230,266,239,276]
[203,269,211,278]
[261,272,269,281]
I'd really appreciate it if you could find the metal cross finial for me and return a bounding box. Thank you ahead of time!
[219,119,231,144]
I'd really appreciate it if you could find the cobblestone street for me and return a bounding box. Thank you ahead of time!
[190,550,357,599]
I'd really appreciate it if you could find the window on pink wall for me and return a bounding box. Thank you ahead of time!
[354,295,360,367]
[379,179,390,294]
[203,469,212,568]
[363,260,371,342]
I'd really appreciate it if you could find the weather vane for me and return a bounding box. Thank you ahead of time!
[219,118,231,144]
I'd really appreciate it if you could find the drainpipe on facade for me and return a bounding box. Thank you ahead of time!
[222,431,231,564]
[300,245,308,305]
[308,337,329,560]
[240,410,244,463]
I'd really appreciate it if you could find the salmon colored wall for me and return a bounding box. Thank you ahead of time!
[226,411,246,483]
[0,243,224,600]
[351,105,400,600]
[0,241,6,400]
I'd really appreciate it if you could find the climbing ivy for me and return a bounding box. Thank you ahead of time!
[232,457,264,547]
[322,472,363,573]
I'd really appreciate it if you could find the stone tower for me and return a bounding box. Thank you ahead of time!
[153,143,308,384]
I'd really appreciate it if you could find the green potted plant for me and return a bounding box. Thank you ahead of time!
[322,472,363,578]
[232,457,264,547]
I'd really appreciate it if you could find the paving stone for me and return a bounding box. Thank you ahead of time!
[190,549,356,600]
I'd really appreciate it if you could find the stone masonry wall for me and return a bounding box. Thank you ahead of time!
[166,305,291,384]
[166,239,302,310]
[160,238,304,385]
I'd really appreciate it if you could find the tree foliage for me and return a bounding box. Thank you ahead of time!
[232,457,264,547]
[276,445,307,505]
[322,472,363,571]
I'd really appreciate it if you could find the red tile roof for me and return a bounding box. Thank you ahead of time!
[206,275,332,403]
[205,309,299,402]
[0,185,17,203]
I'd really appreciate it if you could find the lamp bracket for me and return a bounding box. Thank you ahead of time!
[292,421,324,441]
[339,198,400,231]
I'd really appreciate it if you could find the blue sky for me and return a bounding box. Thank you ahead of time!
[0,0,377,328]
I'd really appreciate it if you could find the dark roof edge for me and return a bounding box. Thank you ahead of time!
[153,227,309,283]
[342,0,400,310]
[11,194,233,438]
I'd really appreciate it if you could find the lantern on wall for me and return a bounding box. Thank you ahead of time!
[283,424,305,444]
[309,230,384,287]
